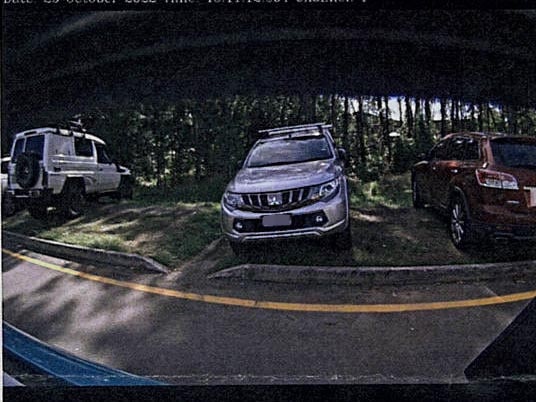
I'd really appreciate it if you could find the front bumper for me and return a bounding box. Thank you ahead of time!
[221,189,349,243]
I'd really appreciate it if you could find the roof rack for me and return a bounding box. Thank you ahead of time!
[44,119,87,136]
[259,123,332,136]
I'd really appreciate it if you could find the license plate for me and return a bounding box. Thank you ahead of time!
[262,214,292,227]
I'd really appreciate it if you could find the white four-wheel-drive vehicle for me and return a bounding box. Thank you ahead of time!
[6,125,133,220]
[1,156,18,216]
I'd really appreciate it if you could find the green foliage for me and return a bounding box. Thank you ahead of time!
[74,96,536,195]
[391,138,418,174]
[349,174,413,209]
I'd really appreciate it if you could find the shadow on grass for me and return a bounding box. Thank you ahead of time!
[217,206,536,269]
[2,198,222,268]
[4,173,536,270]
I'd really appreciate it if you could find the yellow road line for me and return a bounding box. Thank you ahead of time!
[3,248,536,313]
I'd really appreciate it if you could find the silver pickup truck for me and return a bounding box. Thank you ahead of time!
[221,123,352,255]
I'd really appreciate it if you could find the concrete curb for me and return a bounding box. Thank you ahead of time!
[208,260,536,286]
[2,231,170,274]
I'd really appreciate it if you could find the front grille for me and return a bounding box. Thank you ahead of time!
[240,186,313,212]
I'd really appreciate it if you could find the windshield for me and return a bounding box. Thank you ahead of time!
[247,137,333,168]
[491,139,536,168]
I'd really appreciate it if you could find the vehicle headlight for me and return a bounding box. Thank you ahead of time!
[310,178,340,201]
[223,191,243,209]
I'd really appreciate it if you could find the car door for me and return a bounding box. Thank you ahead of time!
[432,137,468,209]
[427,139,452,208]
[95,142,120,192]
[73,136,99,193]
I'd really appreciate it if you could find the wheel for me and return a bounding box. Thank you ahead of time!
[332,224,353,250]
[449,195,473,249]
[118,178,134,200]
[2,193,16,216]
[229,240,247,256]
[412,176,425,209]
[60,182,87,218]
[15,153,40,189]
[113,177,134,201]
[28,205,48,220]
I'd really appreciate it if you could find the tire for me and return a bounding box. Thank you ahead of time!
[28,205,48,220]
[15,153,40,189]
[60,182,87,219]
[449,195,473,249]
[229,240,247,256]
[332,224,353,250]
[2,193,16,217]
[118,178,134,200]
[412,176,425,209]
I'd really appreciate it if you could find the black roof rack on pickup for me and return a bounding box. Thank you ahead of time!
[259,123,332,137]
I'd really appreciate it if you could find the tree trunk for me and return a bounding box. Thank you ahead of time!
[414,98,421,135]
[424,98,432,130]
[384,96,392,165]
[478,104,484,132]
[470,103,476,131]
[455,101,461,131]
[192,106,203,181]
[398,97,403,127]
[440,98,447,137]
[152,109,164,189]
[377,97,385,160]
[357,96,367,165]
[343,96,350,154]
[405,97,414,138]
[330,95,337,133]
[488,104,496,131]
[450,99,456,132]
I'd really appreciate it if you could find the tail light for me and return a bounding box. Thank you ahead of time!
[476,169,519,190]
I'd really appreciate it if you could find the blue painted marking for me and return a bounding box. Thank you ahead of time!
[3,322,166,386]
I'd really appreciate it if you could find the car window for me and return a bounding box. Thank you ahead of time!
[464,139,480,160]
[12,139,24,162]
[448,137,466,160]
[491,139,536,168]
[74,137,94,157]
[1,160,9,174]
[247,137,333,168]
[430,140,450,160]
[96,143,112,164]
[25,135,45,160]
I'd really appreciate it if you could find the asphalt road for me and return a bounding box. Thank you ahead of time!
[3,247,536,385]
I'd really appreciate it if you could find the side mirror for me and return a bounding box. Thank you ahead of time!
[237,160,244,169]
[337,148,347,162]
[115,162,126,173]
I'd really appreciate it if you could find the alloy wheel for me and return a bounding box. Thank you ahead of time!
[450,200,466,246]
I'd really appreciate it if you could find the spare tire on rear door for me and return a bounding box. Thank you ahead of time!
[15,153,40,189]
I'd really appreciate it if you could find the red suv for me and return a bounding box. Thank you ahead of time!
[412,132,536,248]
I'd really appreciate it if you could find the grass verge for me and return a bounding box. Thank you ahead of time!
[2,199,221,268]
[4,174,536,270]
